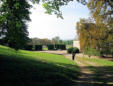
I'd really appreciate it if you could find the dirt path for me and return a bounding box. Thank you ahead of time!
[74,58,95,86]
[39,50,95,86]
[65,54,95,86]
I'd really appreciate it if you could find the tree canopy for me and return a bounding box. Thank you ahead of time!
[0,0,31,50]
[88,0,113,24]
[77,18,113,56]
[42,0,87,18]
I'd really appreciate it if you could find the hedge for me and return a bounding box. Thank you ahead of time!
[35,45,42,51]
[55,44,66,50]
[47,45,55,50]
[59,44,66,50]
[55,44,60,50]
[24,45,33,50]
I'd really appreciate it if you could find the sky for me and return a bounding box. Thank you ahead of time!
[28,1,90,40]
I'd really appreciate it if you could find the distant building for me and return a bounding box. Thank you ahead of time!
[73,40,80,50]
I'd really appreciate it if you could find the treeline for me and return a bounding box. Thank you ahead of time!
[24,37,66,51]
[24,37,73,51]
[28,37,73,46]
[28,37,64,45]
[0,36,72,50]
[63,40,73,46]
[76,19,113,57]
[29,38,55,45]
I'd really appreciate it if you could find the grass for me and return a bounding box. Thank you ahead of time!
[0,45,80,86]
[84,48,101,56]
[76,56,113,86]
[43,47,48,51]
[66,45,73,49]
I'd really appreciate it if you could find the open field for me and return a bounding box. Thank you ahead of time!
[0,45,80,86]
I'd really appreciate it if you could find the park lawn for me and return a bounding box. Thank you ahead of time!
[76,56,113,85]
[0,45,80,86]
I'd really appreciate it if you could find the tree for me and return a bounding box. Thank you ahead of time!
[42,0,113,21]
[0,0,31,50]
[52,36,63,44]
[63,40,73,46]
[42,0,87,18]
[76,18,113,56]
[87,0,113,56]
[88,0,113,24]
[29,38,55,45]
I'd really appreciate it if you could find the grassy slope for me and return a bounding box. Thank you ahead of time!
[76,56,113,85]
[0,45,79,86]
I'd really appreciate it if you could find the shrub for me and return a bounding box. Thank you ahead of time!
[24,45,33,51]
[47,45,55,50]
[60,44,66,50]
[67,47,79,54]
[73,48,79,53]
[55,44,60,50]
[35,45,42,51]
[100,47,113,57]
[55,44,66,50]
[67,47,73,53]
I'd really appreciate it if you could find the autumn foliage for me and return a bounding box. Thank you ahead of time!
[76,19,113,56]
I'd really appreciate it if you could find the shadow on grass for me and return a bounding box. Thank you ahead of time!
[75,66,113,86]
[1,54,113,86]
[0,55,79,86]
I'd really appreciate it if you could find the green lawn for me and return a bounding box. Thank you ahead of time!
[76,56,113,86]
[0,45,79,86]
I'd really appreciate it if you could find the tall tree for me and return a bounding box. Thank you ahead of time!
[87,0,113,55]
[52,36,62,44]
[88,0,113,24]
[0,0,31,50]
[76,18,113,56]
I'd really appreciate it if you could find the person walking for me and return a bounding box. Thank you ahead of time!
[72,51,76,60]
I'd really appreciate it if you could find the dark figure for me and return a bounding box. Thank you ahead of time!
[88,55,91,58]
[72,52,76,60]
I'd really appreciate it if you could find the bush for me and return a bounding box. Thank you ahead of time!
[73,48,79,53]
[47,45,55,50]
[67,47,79,54]
[67,47,73,53]
[84,48,101,56]
[55,44,60,50]
[60,44,66,50]
[55,44,66,50]
[24,45,33,51]
[35,45,42,51]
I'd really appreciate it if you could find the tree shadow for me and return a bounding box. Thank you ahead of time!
[0,55,79,86]
[74,66,113,86]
